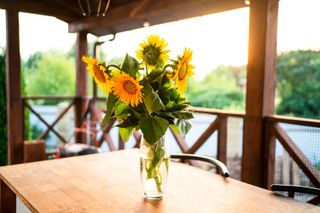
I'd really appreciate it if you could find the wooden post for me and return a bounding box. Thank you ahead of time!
[263,120,276,189]
[6,10,23,164]
[119,132,125,150]
[23,140,46,163]
[0,179,16,213]
[93,42,100,97]
[74,32,88,143]
[217,116,227,165]
[242,0,279,187]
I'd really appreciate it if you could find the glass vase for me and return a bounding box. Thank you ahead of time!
[140,134,169,200]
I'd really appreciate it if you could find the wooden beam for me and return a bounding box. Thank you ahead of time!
[133,131,142,148]
[169,127,189,153]
[263,119,276,189]
[188,118,219,154]
[6,10,24,165]
[74,32,88,143]
[0,0,81,22]
[23,140,46,163]
[75,32,88,97]
[190,107,244,118]
[119,133,125,150]
[266,115,320,128]
[69,0,246,36]
[97,118,116,147]
[104,134,116,151]
[242,0,279,186]
[217,116,227,164]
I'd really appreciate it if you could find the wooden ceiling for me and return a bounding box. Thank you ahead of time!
[0,0,247,36]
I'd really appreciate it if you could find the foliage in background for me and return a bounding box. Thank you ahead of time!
[0,49,7,165]
[276,50,320,119]
[24,50,75,105]
[187,65,246,111]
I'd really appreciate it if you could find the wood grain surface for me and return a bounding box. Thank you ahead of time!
[0,149,319,213]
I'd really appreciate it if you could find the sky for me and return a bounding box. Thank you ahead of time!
[0,0,319,77]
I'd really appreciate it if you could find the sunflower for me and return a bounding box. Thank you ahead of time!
[82,56,112,94]
[113,73,143,107]
[136,34,170,69]
[170,48,195,93]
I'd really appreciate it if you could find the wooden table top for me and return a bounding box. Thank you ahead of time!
[0,149,318,213]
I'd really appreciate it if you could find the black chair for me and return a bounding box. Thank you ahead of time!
[271,184,320,205]
[170,153,230,177]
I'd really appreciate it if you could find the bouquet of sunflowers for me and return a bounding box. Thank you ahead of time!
[82,34,194,145]
[83,35,194,197]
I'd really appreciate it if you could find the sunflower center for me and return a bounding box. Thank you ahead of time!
[123,80,137,94]
[93,65,106,83]
[143,45,161,66]
[178,62,188,80]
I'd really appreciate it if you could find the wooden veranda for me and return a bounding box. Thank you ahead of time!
[1,0,319,191]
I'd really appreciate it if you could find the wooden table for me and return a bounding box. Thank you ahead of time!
[0,149,318,213]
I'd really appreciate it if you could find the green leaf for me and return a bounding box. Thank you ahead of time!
[115,102,129,118]
[116,120,138,128]
[143,81,165,114]
[147,70,163,81]
[101,93,117,126]
[174,119,192,138]
[119,127,134,142]
[170,124,180,135]
[166,103,190,112]
[172,111,194,119]
[116,113,139,128]
[156,111,174,124]
[122,54,139,77]
[139,116,169,145]
[131,109,142,119]
[170,89,180,102]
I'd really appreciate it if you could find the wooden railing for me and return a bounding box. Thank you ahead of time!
[22,96,244,165]
[23,96,110,145]
[181,107,244,164]
[265,115,320,200]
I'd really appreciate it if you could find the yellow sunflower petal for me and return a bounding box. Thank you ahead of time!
[171,48,195,93]
[112,73,143,107]
[82,55,112,94]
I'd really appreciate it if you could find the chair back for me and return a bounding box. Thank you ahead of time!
[271,184,320,205]
[170,153,230,177]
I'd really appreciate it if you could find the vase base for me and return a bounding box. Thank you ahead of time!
[143,193,163,200]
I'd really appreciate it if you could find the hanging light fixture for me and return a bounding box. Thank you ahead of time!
[78,0,111,17]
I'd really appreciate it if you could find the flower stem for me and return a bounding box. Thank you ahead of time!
[106,64,122,71]
[154,175,162,193]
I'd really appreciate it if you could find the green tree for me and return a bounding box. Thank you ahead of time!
[276,50,320,119]
[25,51,75,104]
[24,51,45,71]
[0,49,7,165]
[187,65,245,110]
